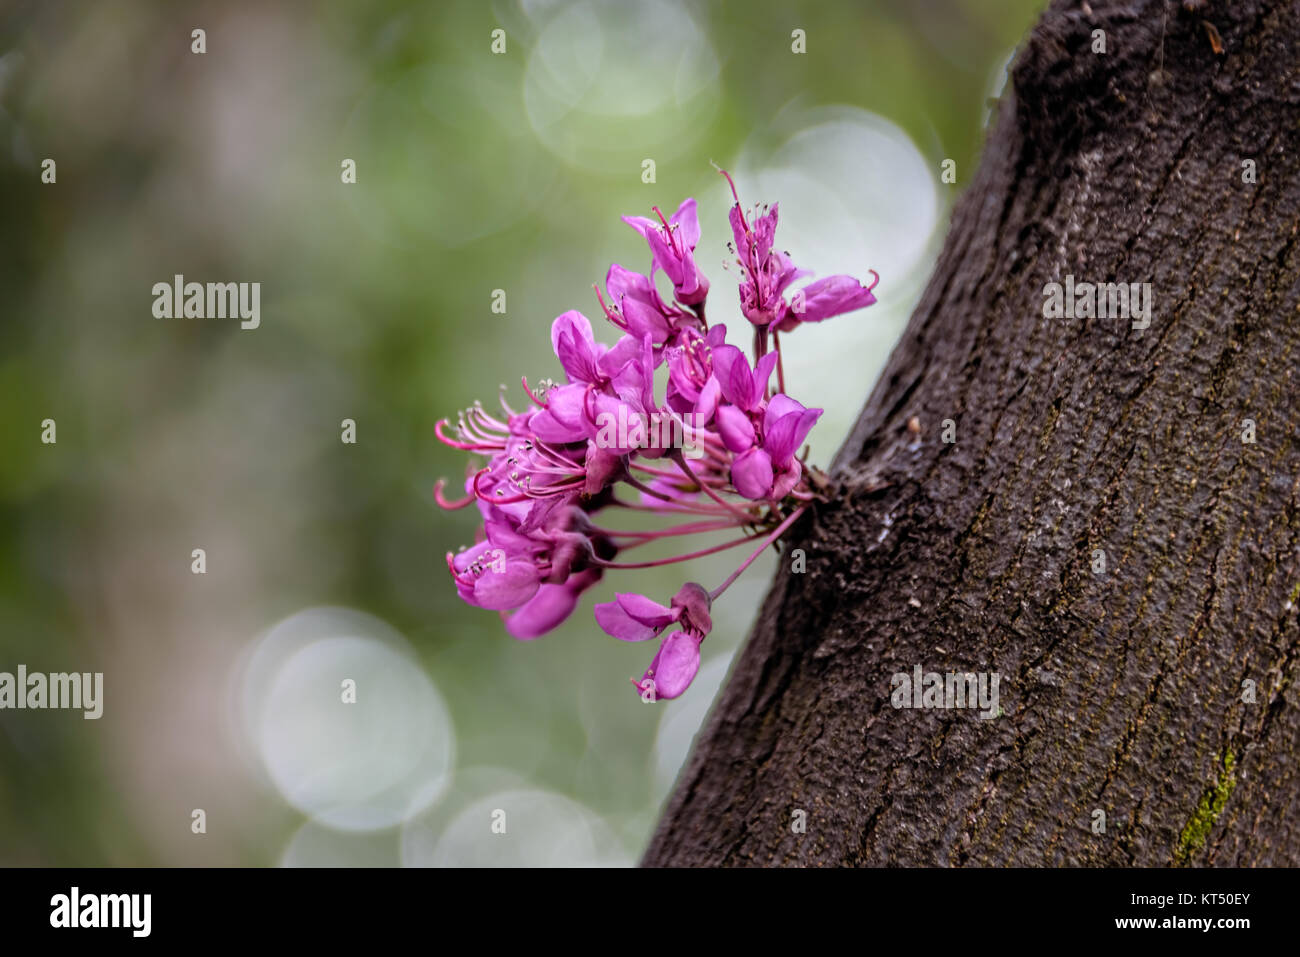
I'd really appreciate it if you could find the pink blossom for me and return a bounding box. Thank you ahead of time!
[435,179,876,702]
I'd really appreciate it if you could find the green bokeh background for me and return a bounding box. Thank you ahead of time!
[0,0,1041,865]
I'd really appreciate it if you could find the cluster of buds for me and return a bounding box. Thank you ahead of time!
[437,172,878,701]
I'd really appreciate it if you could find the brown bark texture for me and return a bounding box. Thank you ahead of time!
[644,0,1300,866]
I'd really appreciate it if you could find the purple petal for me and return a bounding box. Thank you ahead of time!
[727,205,749,257]
[646,631,701,699]
[528,384,589,443]
[620,294,672,344]
[597,332,642,379]
[674,260,707,305]
[618,592,676,625]
[606,263,653,303]
[665,377,697,416]
[544,382,589,427]
[472,561,541,610]
[608,335,655,411]
[731,447,774,500]
[606,265,672,343]
[710,345,754,409]
[550,310,595,370]
[621,214,656,237]
[670,198,700,248]
[594,593,671,642]
[667,350,702,408]
[789,274,877,323]
[646,229,683,286]
[451,539,493,575]
[556,334,601,384]
[515,495,568,535]
[527,410,585,444]
[764,393,803,425]
[505,582,580,640]
[715,404,755,453]
[483,519,537,556]
[771,460,803,501]
[764,401,822,466]
[770,251,809,298]
[752,351,779,408]
[752,204,778,261]
[694,376,721,422]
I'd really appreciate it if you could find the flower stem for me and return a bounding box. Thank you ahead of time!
[671,450,755,523]
[609,496,738,517]
[772,329,786,395]
[593,529,768,569]
[595,519,745,541]
[709,505,806,601]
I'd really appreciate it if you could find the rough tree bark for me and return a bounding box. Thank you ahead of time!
[645,0,1300,867]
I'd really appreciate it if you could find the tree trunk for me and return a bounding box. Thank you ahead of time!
[644,0,1300,867]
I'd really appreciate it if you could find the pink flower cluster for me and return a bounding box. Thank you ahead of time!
[437,173,878,702]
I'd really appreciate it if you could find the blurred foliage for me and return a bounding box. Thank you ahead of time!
[0,0,1042,865]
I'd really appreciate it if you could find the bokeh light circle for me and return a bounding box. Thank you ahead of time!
[238,607,455,831]
[407,787,629,866]
[522,0,719,173]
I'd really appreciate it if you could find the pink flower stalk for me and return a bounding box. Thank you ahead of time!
[436,174,878,703]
